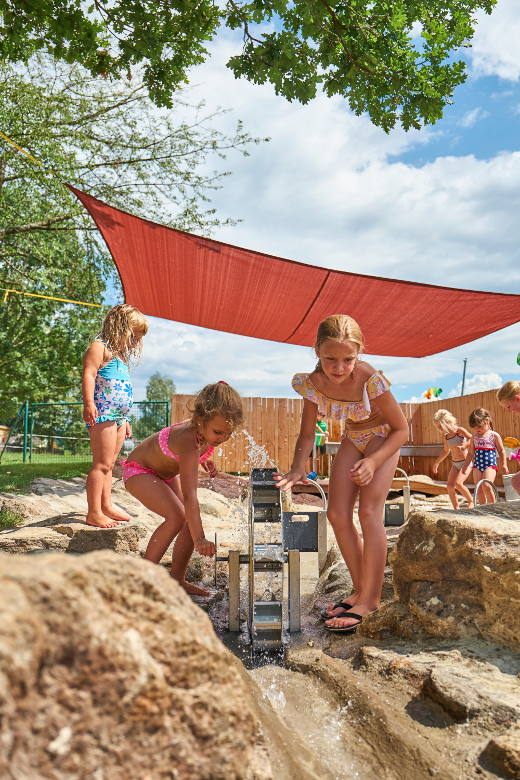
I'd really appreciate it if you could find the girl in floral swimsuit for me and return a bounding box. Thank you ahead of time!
[82,304,148,528]
[275,314,409,634]
[123,382,243,596]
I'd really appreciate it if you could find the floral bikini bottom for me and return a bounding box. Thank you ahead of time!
[342,424,391,453]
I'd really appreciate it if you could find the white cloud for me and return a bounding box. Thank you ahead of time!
[125,26,520,403]
[172,32,520,293]
[131,319,315,400]
[471,0,520,81]
[448,373,503,398]
[458,107,489,127]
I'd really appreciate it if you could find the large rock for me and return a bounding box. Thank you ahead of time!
[381,504,520,650]
[0,478,244,563]
[481,727,520,778]
[0,551,272,780]
[352,646,520,728]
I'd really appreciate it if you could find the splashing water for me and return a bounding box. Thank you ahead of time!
[241,429,275,470]
[263,682,286,711]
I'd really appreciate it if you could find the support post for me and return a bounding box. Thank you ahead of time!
[403,483,410,521]
[22,400,29,463]
[228,550,240,632]
[461,358,467,396]
[29,404,34,463]
[288,549,301,633]
[317,511,328,574]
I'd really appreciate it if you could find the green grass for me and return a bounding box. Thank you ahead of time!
[0,461,92,494]
[0,505,26,530]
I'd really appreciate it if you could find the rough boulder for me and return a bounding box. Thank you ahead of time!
[0,551,271,780]
[363,503,520,651]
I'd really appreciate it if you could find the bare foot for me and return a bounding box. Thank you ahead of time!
[176,579,211,597]
[86,511,121,529]
[467,502,474,509]
[102,505,131,522]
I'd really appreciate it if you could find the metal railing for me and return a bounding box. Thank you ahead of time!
[0,400,169,464]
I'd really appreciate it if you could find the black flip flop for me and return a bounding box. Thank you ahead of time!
[324,612,363,634]
[320,599,354,620]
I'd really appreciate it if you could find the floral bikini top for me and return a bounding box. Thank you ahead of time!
[292,371,391,422]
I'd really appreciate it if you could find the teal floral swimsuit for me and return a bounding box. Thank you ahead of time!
[86,341,133,428]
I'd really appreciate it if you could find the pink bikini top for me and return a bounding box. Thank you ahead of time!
[158,421,214,463]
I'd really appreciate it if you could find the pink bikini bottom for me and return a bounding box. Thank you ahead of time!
[121,459,174,484]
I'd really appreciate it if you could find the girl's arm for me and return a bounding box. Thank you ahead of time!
[461,437,475,476]
[433,439,449,475]
[82,341,105,426]
[349,391,409,486]
[275,399,317,490]
[459,428,473,453]
[494,433,509,475]
[178,444,215,557]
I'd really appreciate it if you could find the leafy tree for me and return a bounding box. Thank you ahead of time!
[127,372,176,443]
[0,0,496,131]
[0,56,263,403]
[146,372,177,402]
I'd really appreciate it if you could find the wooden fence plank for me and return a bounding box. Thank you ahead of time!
[169,386,512,477]
[278,398,288,472]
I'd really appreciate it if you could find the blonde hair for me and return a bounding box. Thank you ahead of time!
[188,382,244,431]
[313,314,364,374]
[497,381,520,403]
[432,409,458,435]
[97,304,148,364]
[469,407,493,430]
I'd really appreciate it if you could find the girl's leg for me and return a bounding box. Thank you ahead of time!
[472,468,485,505]
[86,420,121,527]
[453,468,474,509]
[446,467,460,509]
[481,467,497,503]
[167,477,209,595]
[125,474,209,596]
[100,423,131,522]
[511,471,520,496]
[326,437,400,629]
[323,438,362,616]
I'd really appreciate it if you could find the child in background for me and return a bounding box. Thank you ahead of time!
[276,314,409,634]
[307,411,329,474]
[461,407,508,504]
[497,380,520,496]
[82,304,148,528]
[123,382,243,596]
[432,410,473,509]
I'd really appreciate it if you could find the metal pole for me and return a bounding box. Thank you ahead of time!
[288,550,301,633]
[29,404,34,462]
[228,550,240,632]
[461,358,467,396]
[22,400,29,462]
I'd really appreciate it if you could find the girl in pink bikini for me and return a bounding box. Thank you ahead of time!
[123,382,243,596]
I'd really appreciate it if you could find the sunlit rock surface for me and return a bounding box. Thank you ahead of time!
[0,551,271,780]
[363,503,520,651]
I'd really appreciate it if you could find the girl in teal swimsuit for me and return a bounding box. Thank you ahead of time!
[82,304,148,528]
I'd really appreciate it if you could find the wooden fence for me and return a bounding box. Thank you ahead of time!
[171,388,520,484]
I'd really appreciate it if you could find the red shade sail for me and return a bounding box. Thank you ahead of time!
[69,185,520,357]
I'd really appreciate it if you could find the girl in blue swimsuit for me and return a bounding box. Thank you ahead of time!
[82,304,148,528]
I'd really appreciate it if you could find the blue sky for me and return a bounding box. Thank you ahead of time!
[126,0,520,406]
